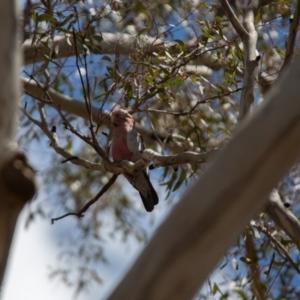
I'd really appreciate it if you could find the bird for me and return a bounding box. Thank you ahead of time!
[110,109,159,212]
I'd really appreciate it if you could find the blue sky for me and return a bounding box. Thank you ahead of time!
[1,171,173,300]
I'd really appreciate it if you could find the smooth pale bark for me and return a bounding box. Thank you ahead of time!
[221,0,261,120]
[22,33,218,69]
[108,55,300,300]
[265,190,300,251]
[22,33,168,65]
[0,0,36,286]
[0,3,19,158]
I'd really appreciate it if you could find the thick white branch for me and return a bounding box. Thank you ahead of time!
[0,0,36,285]
[142,149,216,168]
[22,33,171,65]
[220,0,248,36]
[222,0,261,120]
[0,2,20,159]
[22,33,224,71]
[265,190,300,251]
[22,33,275,94]
[279,0,300,74]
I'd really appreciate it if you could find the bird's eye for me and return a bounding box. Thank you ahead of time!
[119,112,125,117]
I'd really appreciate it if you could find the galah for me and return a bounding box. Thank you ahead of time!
[110,109,159,212]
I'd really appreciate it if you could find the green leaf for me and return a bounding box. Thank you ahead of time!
[200,2,209,9]
[172,169,186,192]
[234,289,248,300]
[60,14,74,27]
[218,26,224,39]
[57,28,73,34]
[137,27,149,36]
[274,46,284,57]
[204,19,211,31]
[202,28,213,39]
[32,10,37,23]
[174,39,186,52]
[93,34,103,43]
[212,282,219,295]
[37,13,59,26]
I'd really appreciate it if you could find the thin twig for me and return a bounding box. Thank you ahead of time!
[55,107,103,154]
[220,0,248,36]
[254,223,300,274]
[265,263,285,298]
[20,106,107,172]
[190,87,243,113]
[136,43,229,107]
[23,71,53,103]
[22,107,215,175]
[51,174,118,223]
[280,0,300,73]
[61,156,79,163]
[72,27,107,159]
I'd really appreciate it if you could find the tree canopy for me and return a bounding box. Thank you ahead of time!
[2,0,300,299]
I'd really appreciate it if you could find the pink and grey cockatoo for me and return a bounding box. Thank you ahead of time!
[110,109,159,212]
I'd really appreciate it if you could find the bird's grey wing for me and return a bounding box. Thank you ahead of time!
[126,128,144,159]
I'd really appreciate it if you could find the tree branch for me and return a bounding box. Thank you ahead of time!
[108,54,300,300]
[23,76,300,256]
[220,0,248,37]
[21,106,216,176]
[253,221,300,274]
[22,33,169,66]
[22,32,276,96]
[260,0,275,5]
[245,231,264,300]
[0,0,36,285]
[21,76,192,152]
[51,174,118,224]
[224,0,300,281]
[265,190,300,252]
[21,106,108,171]
[0,153,36,284]
[222,0,261,120]
[240,1,261,120]
[142,149,217,168]
[280,0,300,73]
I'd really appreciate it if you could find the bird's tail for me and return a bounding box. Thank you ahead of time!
[131,171,159,212]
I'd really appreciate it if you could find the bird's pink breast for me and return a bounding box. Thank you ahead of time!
[111,132,133,161]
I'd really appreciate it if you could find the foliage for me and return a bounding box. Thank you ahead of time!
[21,0,300,298]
